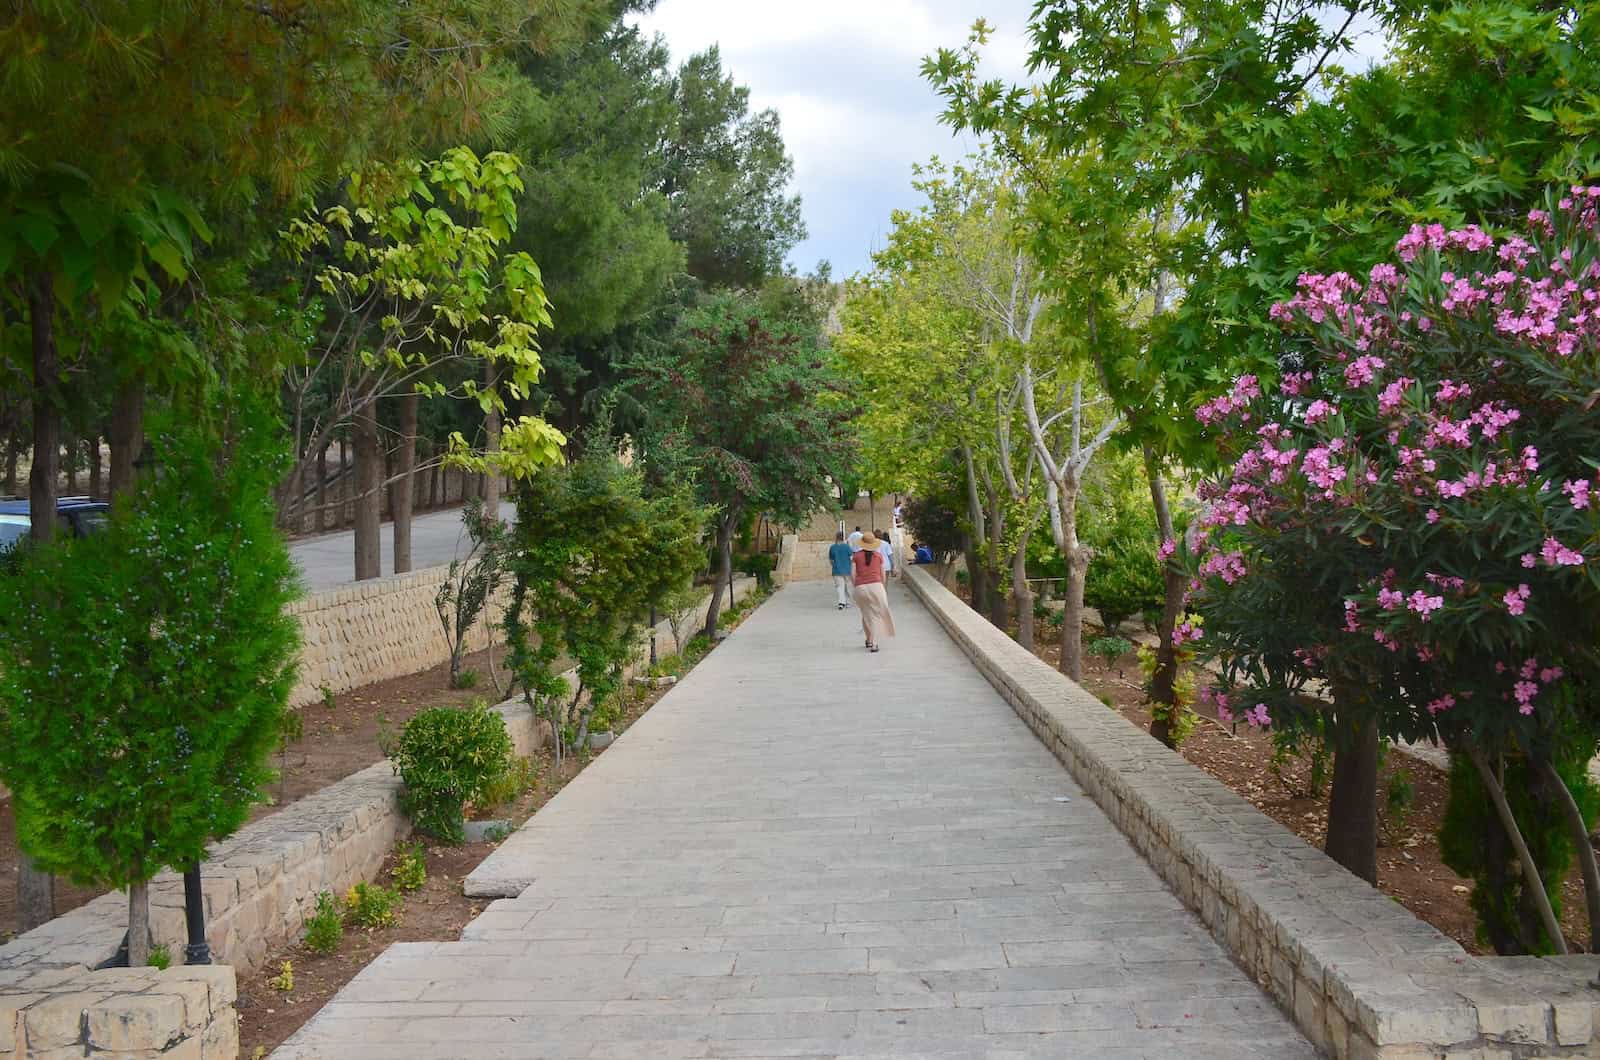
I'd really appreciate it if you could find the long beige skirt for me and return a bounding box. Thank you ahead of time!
[852,581,896,644]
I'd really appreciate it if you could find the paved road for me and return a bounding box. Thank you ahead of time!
[288,503,515,592]
[276,581,1313,1059]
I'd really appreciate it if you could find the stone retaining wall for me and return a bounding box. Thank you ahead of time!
[906,566,1600,1059]
[288,564,507,708]
[0,966,236,1059]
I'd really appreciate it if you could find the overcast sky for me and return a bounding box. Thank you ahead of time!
[631,0,1039,279]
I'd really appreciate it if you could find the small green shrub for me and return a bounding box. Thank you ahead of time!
[320,685,337,710]
[278,706,304,745]
[1084,543,1163,634]
[738,552,777,588]
[1384,768,1416,838]
[344,882,400,929]
[483,822,514,843]
[1086,636,1134,673]
[648,653,684,679]
[479,757,537,808]
[389,702,514,844]
[391,843,428,893]
[303,891,345,953]
[452,669,480,690]
[147,943,171,970]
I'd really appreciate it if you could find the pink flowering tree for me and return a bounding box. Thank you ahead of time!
[1180,188,1600,951]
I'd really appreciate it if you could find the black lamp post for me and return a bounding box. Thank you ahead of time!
[183,864,211,964]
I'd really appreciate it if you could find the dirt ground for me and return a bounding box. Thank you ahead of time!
[1026,621,1592,956]
[235,596,769,1058]
[0,644,516,940]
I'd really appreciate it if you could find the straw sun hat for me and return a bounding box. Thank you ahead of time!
[858,532,881,550]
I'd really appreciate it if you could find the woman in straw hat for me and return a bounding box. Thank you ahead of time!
[851,531,896,652]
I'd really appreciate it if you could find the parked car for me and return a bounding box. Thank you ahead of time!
[0,497,111,553]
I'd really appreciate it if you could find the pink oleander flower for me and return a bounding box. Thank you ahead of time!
[1426,694,1456,715]
[1303,399,1338,425]
[1425,508,1440,524]
[1521,553,1537,569]
[1540,537,1585,567]
[1377,588,1405,610]
[1343,355,1385,388]
[1343,600,1360,633]
[1407,591,1444,620]
[1503,583,1531,616]
[1158,538,1176,561]
[1514,680,1539,714]
[1245,703,1271,728]
[1540,666,1564,683]
[1563,479,1592,510]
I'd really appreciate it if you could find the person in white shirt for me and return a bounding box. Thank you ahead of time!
[847,526,864,552]
[875,528,894,578]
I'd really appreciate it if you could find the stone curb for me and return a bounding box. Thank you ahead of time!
[905,565,1600,1058]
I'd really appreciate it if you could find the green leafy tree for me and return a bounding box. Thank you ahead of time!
[632,294,857,637]
[281,147,566,580]
[504,431,705,762]
[0,400,299,963]
[662,47,807,288]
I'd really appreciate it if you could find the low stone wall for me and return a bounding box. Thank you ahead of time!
[288,564,507,708]
[0,965,236,1058]
[905,566,1600,1059]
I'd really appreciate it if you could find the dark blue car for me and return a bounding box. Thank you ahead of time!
[0,497,111,553]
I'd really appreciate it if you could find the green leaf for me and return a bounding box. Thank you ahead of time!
[146,240,187,282]
[14,212,60,257]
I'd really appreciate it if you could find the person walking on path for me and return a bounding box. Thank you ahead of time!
[875,527,895,579]
[847,525,864,552]
[827,531,854,610]
[852,531,896,652]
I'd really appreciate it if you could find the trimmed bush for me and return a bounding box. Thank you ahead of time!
[389,702,514,844]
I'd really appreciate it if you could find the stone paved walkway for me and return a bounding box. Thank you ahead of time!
[276,581,1315,1059]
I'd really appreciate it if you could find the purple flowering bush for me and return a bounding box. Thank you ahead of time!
[1179,188,1600,945]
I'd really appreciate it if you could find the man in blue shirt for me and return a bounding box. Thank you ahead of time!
[828,531,854,610]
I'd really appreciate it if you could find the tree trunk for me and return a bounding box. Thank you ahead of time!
[961,533,986,613]
[393,393,418,574]
[1058,541,1089,681]
[127,881,151,967]
[108,375,144,500]
[86,434,101,498]
[3,440,17,495]
[429,453,442,508]
[1144,449,1184,747]
[315,444,328,532]
[703,509,738,639]
[20,270,59,933]
[985,489,1009,631]
[1470,746,1568,954]
[352,401,382,581]
[1011,530,1034,651]
[338,437,350,529]
[1325,707,1380,885]
[1534,754,1599,953]
[482,362,501,518]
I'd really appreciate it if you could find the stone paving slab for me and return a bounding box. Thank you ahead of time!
[276,580,1315,1059]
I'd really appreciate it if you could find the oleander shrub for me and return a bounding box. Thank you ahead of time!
[389,702,513,844]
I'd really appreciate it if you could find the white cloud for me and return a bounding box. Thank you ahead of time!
[631,0,1037,276]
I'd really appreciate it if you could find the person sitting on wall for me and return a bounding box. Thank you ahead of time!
[913,541,935,565]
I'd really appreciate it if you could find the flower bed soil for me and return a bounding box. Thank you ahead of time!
[1031,625,1592,955]
[235,593,772,1058]
[1,644,515,940]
